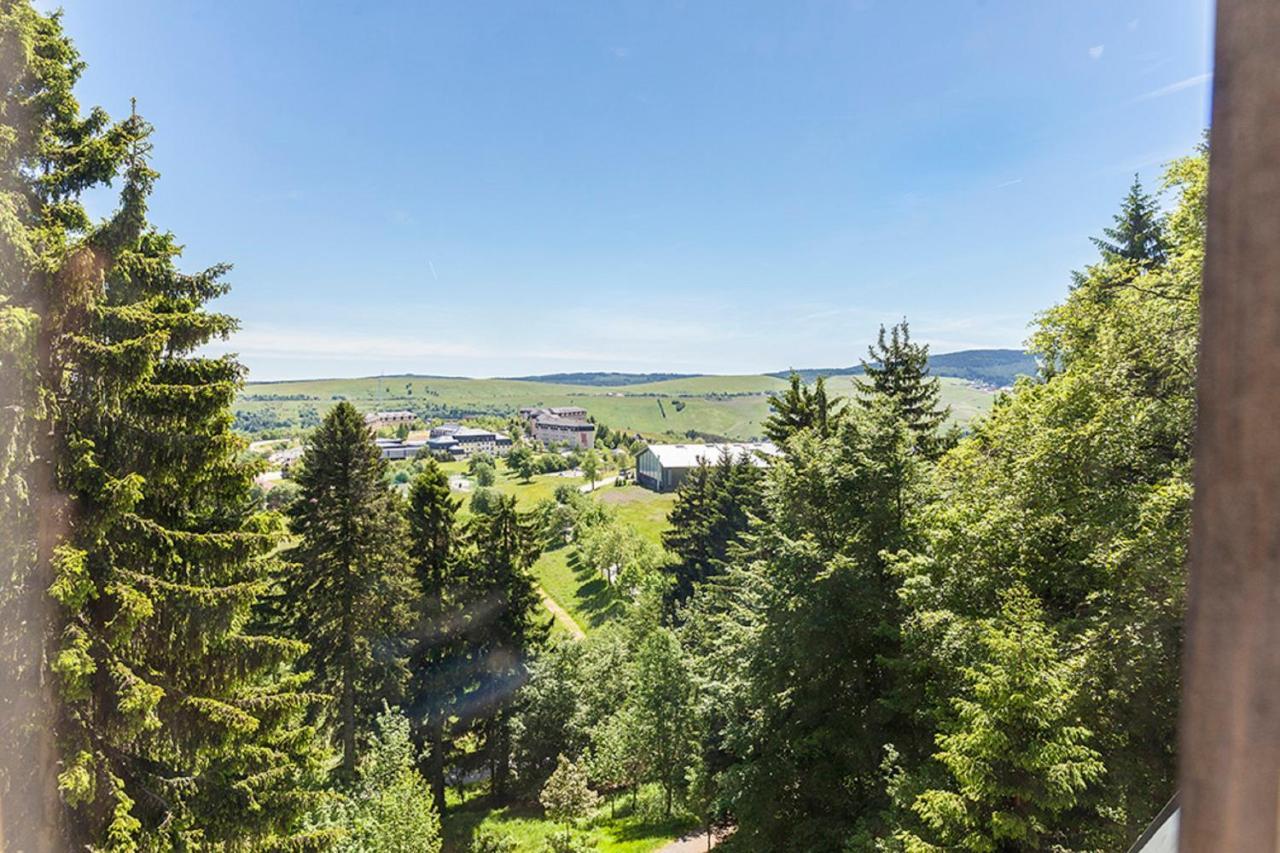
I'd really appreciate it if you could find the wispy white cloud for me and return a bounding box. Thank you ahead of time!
[1136,72,1211,101]
[995,178,1023,189]
[204,325,620,366]
[1088,45,1105,60]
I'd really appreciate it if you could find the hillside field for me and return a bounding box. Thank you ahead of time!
[236,372,995,439]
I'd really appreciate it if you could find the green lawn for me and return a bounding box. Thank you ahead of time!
[528,483,677,635]
[534,547,624,633]
[595,486,678,542]
[442,786,697,853]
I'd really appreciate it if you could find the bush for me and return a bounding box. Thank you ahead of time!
[324,708,442,852]
[544,829,596,853]
[470,486,501,516]
[470,831,518,853]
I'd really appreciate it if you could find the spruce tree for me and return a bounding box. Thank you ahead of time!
[452,494,546,802]
[285,401,418,777]
[0,2,131,843]
[904,586,1103,851]
[1090,173,1166,265]
[38,117,330,848]
[763,372,843,444]
[855,321,948,457]
[404,461,461,815]
[662,455,765,604]
[0,8,327,842]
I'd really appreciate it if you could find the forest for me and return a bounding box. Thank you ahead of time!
[0,2,1200,850]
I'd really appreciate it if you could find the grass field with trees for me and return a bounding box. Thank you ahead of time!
[234,372,996,441]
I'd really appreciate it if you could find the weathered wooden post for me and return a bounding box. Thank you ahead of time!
[1178,0,1280,849]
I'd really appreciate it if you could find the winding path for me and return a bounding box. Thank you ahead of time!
[538,585,585,639]
[655,827,731,852]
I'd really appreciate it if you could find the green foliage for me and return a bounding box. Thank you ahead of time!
[452,493,548,801]
[540,754,600,826]
[662,454,765,603]
[763,372,844,444]
[902,586,1104,851]
[856,320,950,458]
[0,7,330,843]
[1089,173,1166,265]
[508,442,538,482]
[284,401,419,775]
[627,629,695,817]
[327,707,442,853]
[405,460,463,813]
[581,451,600,487]
[474,459,498,487]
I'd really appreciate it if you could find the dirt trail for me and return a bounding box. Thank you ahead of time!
[655,827,731,852]
[538,586,585,639]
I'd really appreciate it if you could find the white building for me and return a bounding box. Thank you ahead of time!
[634,442,778,492]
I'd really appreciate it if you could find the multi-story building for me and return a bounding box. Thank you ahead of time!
[423,427,512,458]
[532,415,595,449]
[364,410,417,430]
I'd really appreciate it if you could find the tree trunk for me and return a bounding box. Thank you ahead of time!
[341,609,357,777]
[428,715,446,815]
[492,716,511,803]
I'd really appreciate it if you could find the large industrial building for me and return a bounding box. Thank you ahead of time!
[634,442,778,492]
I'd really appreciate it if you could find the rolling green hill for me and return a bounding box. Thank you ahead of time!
[235,371,997,439]
[772,348,1038,388]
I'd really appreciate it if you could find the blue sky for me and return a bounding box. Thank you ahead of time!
[50,1,1213,380]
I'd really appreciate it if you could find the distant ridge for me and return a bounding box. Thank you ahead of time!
[770,348,1038,388]
[506,371,702,387]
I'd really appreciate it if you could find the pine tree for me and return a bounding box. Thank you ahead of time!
[1090,173,1166,265]
[285,401,418,777]
[763,373,843,444]
[404,461,461,815]
[856,321,948,457]
[36,115,330,848]
[453,494,546,802]
[904,586,1103,851]
[662,454,765,604]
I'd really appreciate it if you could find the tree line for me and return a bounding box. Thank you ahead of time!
[647,157,1201,850]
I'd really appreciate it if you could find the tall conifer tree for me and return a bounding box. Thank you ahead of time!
[284,402,418,777]
[36,113,329,850]
[763,373,843,444]
[453,494,545,802]
[404,461,461,814]
[1090,173,1166,265]
[0,3,134,843]
[856,321,949,457]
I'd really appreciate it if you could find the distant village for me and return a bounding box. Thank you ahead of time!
[263,403,776,494]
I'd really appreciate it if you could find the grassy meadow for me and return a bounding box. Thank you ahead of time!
[236,372,995,441]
